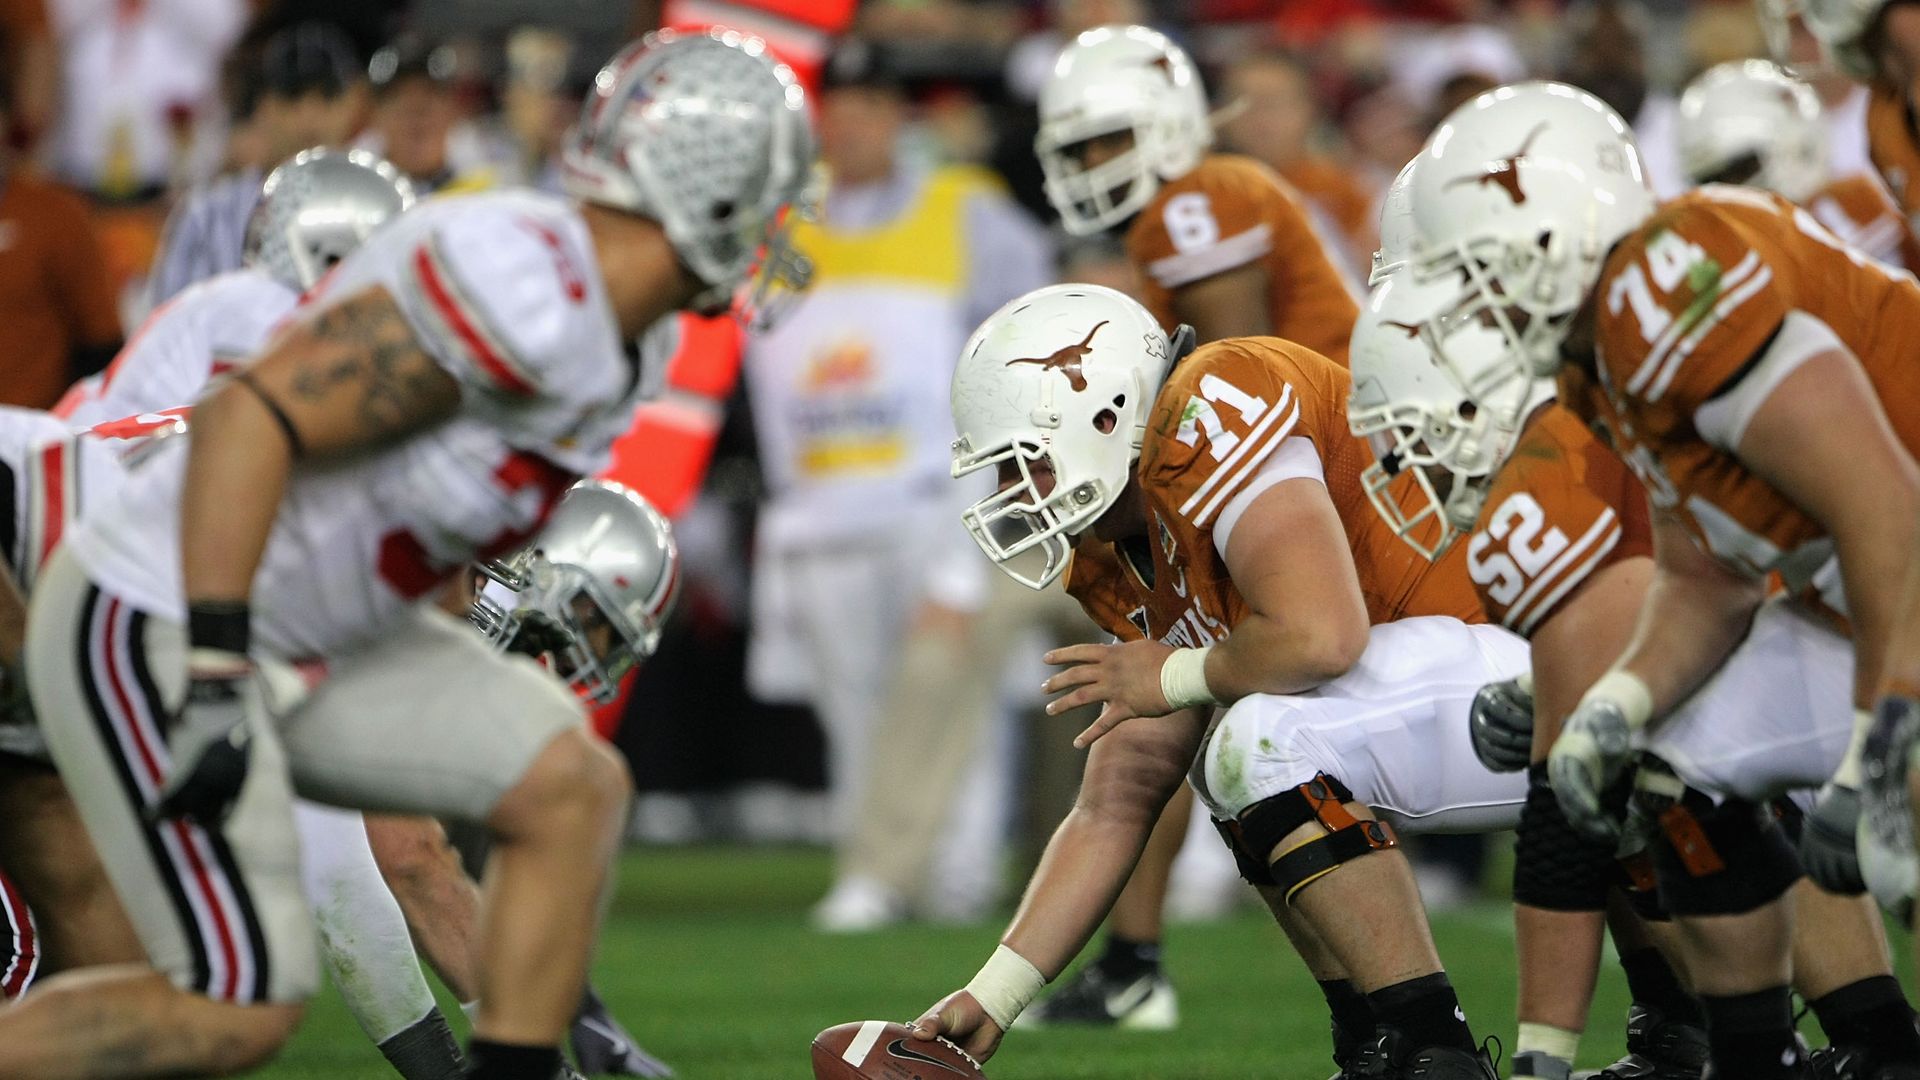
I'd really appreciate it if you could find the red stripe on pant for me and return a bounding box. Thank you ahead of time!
[96,596,248,1002]
[0,870,36,999]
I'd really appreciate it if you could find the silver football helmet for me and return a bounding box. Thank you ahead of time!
[244,148,416,291]
[471,480,679,704]
[562,28,818,329]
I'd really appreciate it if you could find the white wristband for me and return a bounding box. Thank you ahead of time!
[1833,708,1873,790]
[1160,645,1217,710]
[963,945,1047,1031]
[1582,670,1654,731]
[1514,669,1535,698]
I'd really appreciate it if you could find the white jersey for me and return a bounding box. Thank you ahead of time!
[57,270,299,430]
[0,406,178,593]
[66,191,645,660]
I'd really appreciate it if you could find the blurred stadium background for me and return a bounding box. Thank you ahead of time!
[0,0,1867,1075]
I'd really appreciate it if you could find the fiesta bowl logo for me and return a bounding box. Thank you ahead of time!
[804,339,876,392]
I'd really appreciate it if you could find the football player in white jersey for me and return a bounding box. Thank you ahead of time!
[55,147,676,1080]
[0,28,814,1080]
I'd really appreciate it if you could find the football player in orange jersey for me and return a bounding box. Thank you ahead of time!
[903,283,1530,1080]
[1796,0,1920,225]
[1397,80,1920,1080]
[1025,23,1363,1027]
[1676,59,1920,273]
[1035,24,1358,354]
[1351,262,1919,1080]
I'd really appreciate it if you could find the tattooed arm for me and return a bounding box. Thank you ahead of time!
[182,286,462,604]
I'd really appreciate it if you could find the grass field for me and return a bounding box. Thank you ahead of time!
[244,844,1680,1079]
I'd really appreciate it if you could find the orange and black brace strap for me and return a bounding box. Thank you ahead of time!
[1658,804,1728,878]
[1225,773,1399,904]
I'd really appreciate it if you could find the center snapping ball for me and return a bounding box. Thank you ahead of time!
[811,1020,987,1079]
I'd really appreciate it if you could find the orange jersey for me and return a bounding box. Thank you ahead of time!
[1866,81,1920,232]
[1065,337,1482,646]
[1124,155,1359,364]
[1588,184,1920,607]
[1467,405,1653,637]
[1805,172,1920,274]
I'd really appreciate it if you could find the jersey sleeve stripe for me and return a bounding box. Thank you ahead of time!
[1500,507,1619,631]
[1146,224,1274,288]
[1644,264,1775,403]
[1177,382,1294,517]
[1627,251,1762,397]
[1514,520,1623,636]
[1191,399,1301,527]
[412,242,538,398]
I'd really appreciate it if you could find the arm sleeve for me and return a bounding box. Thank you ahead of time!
[1211,435,1324,561]
[1693,309,1845,452]
[388,213,592,401]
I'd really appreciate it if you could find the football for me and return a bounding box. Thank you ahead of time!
[810,1020,988,1080]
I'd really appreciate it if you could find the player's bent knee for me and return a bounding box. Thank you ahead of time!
[1212,773,1397,903]
[1643,793,1801,917]
[1513,765,1616,912]
[492,728,631,839]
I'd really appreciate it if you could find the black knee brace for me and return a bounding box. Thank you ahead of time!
[1639,787,1803,917]
[1514,763,1617,912]
[1212,773,1398,903]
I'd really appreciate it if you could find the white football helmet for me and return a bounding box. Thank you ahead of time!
[1370,159,1419,286]
[245,148,415,290]
[951,284,1183,589]
[1801,0,1890,78]
[1410,81,1655,394]
[472,480,679,704]
[1348,266,1550,558]
[1036,24,1212,236]
[562,28,817,328]
[1677,60,1827,204]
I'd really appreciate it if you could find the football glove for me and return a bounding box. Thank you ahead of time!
[153,648,254,826]
[1860,694,1920,919]
[1470,675,1535,773]
[1800,783,1867,895]
[1548,696,1636,842]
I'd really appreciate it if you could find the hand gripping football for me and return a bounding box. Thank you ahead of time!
[811,1020,987,1080]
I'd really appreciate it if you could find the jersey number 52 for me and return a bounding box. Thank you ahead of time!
[1466,491,1570,606]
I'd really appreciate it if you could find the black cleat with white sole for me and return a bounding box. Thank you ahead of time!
[1016,964,1178,1030]
[1592,1005,1709,1079]
[1351,1029,1498,1079]
[570,988,674,1077]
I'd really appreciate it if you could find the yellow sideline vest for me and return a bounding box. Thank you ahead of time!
[746,164,1003,548]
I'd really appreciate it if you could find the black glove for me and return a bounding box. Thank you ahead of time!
[154,604,256,826]
[1800,783,1867,895]
[1470,676,1535,773]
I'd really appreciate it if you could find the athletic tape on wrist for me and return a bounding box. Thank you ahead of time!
[963,945,1046,1031]
[1833,708,1873,790]
[1515,669,1535,698]
[1160,645,1217,710]
[1583,670,1654,730]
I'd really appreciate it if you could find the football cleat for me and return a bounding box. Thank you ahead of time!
[1351,1029,1499,1079]
[809,876,910,934]
[1510,1049,1572,1079]
[1592,1005,1709,1079]
[1808,1044,1920,1079]
[571,989,673,1077]
[1017,964,1178,1031]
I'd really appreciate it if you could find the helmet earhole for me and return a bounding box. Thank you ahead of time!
[1112,394,1126,407]
[1092,409,1118,434]
[713,200,735,221]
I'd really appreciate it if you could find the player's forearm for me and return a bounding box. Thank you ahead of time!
[180,382,294,606]
[999,713,1199,977]
[1609,561,1762,720]
[1833,506,1920,707]
[1203,609,1365,703]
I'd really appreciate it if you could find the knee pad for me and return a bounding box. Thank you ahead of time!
[1213,773,1397,903]
[1642,791,1802,917]
[1514,764,1616,912]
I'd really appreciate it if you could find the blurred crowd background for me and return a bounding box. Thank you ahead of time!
[0,0,1828,927]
